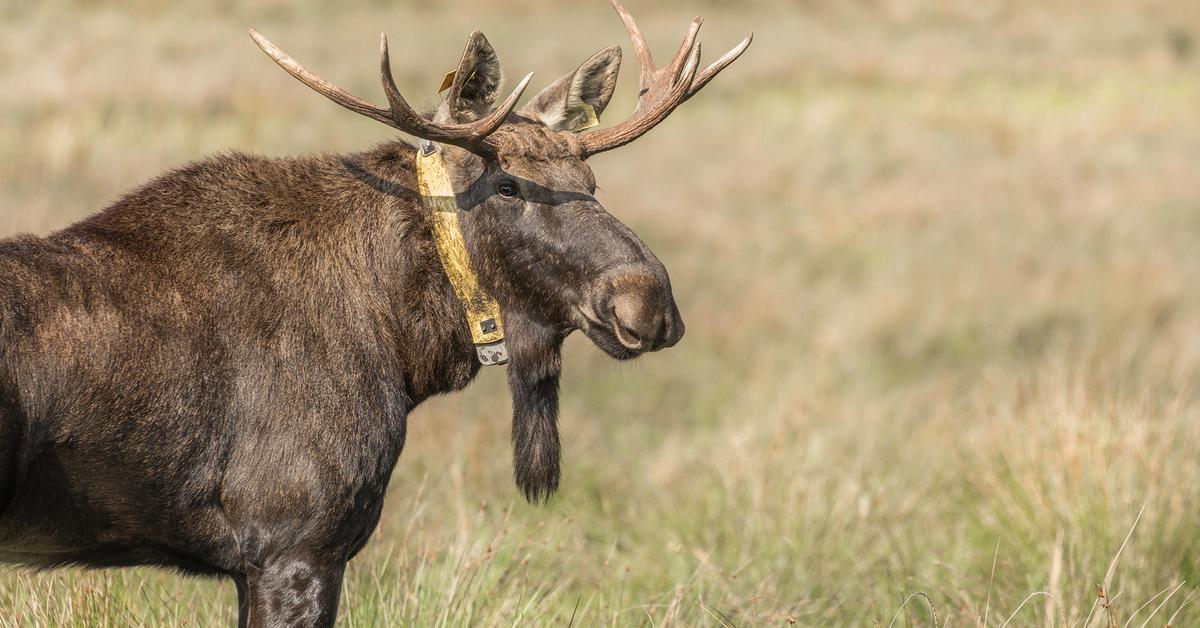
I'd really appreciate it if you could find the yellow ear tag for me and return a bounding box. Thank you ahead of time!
[438,69,478,94]
[571,103,600,131]
[437,70,457,93]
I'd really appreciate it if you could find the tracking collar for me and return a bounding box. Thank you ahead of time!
[415,140,509,366]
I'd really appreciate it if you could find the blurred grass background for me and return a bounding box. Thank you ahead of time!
[2,0,1200,625]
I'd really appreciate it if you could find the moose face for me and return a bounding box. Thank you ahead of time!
[437,37,683,357]
[454,121,685,360]
[426,34,695,360]
[249,0,750,360]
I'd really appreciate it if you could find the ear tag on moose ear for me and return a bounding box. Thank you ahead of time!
[437,69,478,94]
[437,70,457,93]
[571,103,600,132]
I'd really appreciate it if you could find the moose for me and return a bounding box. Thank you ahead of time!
[0,1,749,625]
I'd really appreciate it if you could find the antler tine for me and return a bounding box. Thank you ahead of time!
[610,0,656,90]
[666,18,703,84]
[380,34,533,149]
[250,28,397,128]
[686,32,753,100]
[579,2,750,157]
[252,28,532,156]
[378,34,437,137]
[476,72,536,146]
[579,40,700,156]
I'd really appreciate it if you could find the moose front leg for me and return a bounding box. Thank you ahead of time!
[239,550,346,628]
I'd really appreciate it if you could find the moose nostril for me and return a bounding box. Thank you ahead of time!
[646,312,667,348]
[617,321,643,347]
[610,293,677,352]
[610,293,647,350]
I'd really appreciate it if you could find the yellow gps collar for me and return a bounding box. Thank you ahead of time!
[415,141,509,366]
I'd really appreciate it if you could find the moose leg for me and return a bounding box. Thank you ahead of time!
[242,550,346,628]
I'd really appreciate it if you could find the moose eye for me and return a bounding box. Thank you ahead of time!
[497,180,521,199]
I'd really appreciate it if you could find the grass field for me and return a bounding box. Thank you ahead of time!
[2,0,1200,625]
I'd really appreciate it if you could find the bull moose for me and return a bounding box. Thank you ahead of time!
[0,1,749,625]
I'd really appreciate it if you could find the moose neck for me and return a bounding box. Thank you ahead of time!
[343,141,488,404]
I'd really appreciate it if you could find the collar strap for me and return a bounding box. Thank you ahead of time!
[415,141,509,366]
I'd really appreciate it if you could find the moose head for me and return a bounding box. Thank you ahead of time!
[250,0,750,500]
[251,1,749,363]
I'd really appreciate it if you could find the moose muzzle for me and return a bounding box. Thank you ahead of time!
[585,266,685,358]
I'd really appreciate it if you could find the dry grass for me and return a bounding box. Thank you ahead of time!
[2,0,1199,625]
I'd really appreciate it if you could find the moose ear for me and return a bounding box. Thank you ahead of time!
[436,31,504,123]
[521,45,622,132]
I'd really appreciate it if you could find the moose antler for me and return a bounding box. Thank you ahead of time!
[249,29,533,156]
[578,0,752,157]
